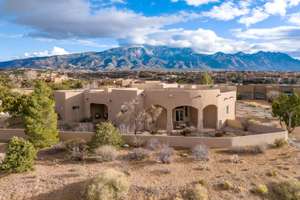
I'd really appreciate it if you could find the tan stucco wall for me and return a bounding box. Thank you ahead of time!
[238,84,300,100]
[0,129,288,148]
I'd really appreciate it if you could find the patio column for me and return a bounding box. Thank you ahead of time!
[166,109,173,134]
[197,109,203,131]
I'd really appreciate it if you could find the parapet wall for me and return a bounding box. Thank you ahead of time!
[0,128,288,148]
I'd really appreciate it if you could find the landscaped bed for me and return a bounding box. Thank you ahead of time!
[0,143,299,200]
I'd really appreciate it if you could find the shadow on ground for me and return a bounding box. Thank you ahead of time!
[30,180,86,200]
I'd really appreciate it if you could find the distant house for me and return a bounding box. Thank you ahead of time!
[54,82,236,133]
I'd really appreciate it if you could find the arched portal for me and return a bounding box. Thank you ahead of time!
[203,105,217,129]
[145,105,167,131]
[90,103,108,123]
[172,106,198,130]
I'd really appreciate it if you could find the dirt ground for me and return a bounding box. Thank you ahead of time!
[0,145,299,200]
[0,100,299,200]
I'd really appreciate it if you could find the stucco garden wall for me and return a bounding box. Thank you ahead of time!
[0,128,288,148]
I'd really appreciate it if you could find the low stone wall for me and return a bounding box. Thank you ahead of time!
[0,128,288,148]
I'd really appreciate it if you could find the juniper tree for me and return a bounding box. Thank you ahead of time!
[24,81,58,148]
[200,71,213,85]
[272,93,300,133]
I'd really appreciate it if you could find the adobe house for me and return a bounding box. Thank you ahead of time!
[54,82,236,133]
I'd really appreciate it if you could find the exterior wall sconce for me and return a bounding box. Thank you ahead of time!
[72,105,80,110]
[109,99,112,103]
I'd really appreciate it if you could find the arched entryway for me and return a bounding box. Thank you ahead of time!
[145,105,167,131]
[90,103,108,123]
[203,105,217,129]
[172,106,198,130]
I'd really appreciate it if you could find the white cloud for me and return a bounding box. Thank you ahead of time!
[237,0,300,26]
[239,8,270,27]
[233,26,300,40]
[110,0,126,4]
[121,28,249,54]
[24,46,69,58]
[2,0,199,40]
[289,12,300,25]
[184,0,218,6]
[203,1,250,21]
[264,0,288,16]
[233,26,300,54]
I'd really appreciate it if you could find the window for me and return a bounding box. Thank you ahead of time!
[175,109,184,122]
[226,105,229,114]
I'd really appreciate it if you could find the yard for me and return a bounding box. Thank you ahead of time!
[0,100,299,200]
[0,144,299,200]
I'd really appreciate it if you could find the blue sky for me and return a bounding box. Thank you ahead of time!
[0,0,300,61]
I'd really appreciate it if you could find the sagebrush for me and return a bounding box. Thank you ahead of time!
[128,148,150,161]
[85,169,130,200]
[269,180,300,200]
[94,145,118,162]
[158,145,173,164]
[192,145,209,161]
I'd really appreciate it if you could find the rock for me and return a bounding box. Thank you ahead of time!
[0,153,5,162]
[123,144,130,148]
[180,153,189,157]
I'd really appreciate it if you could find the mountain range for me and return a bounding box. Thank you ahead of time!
[1,46,300,71]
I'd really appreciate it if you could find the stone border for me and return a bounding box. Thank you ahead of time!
[0,128,288,148]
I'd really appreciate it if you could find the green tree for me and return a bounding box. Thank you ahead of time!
[0,88,30,117]
[24,81,58,148]
[0,136,37,173]
[200,72,213,85]
[272,93,300,133]
[88,122,123,151]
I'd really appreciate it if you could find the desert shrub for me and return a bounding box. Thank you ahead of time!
[88,122,123,151]
[185,184,209,200]
[158,145,174,164]
[219,181,233,190]
[269,180,300,200]
[266,170,277,177]
[228,144,267,154]
[132,136,144,148]
[192,145,209,161]
[85,169,130,200]
[229,154,240,163]
[0,137,37,173]
[146,138,161,151]
[274,138,288,148]
[252,184,269,196]
[65,138,88,161]
[94,145,118,162]
[128,148,150,161]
